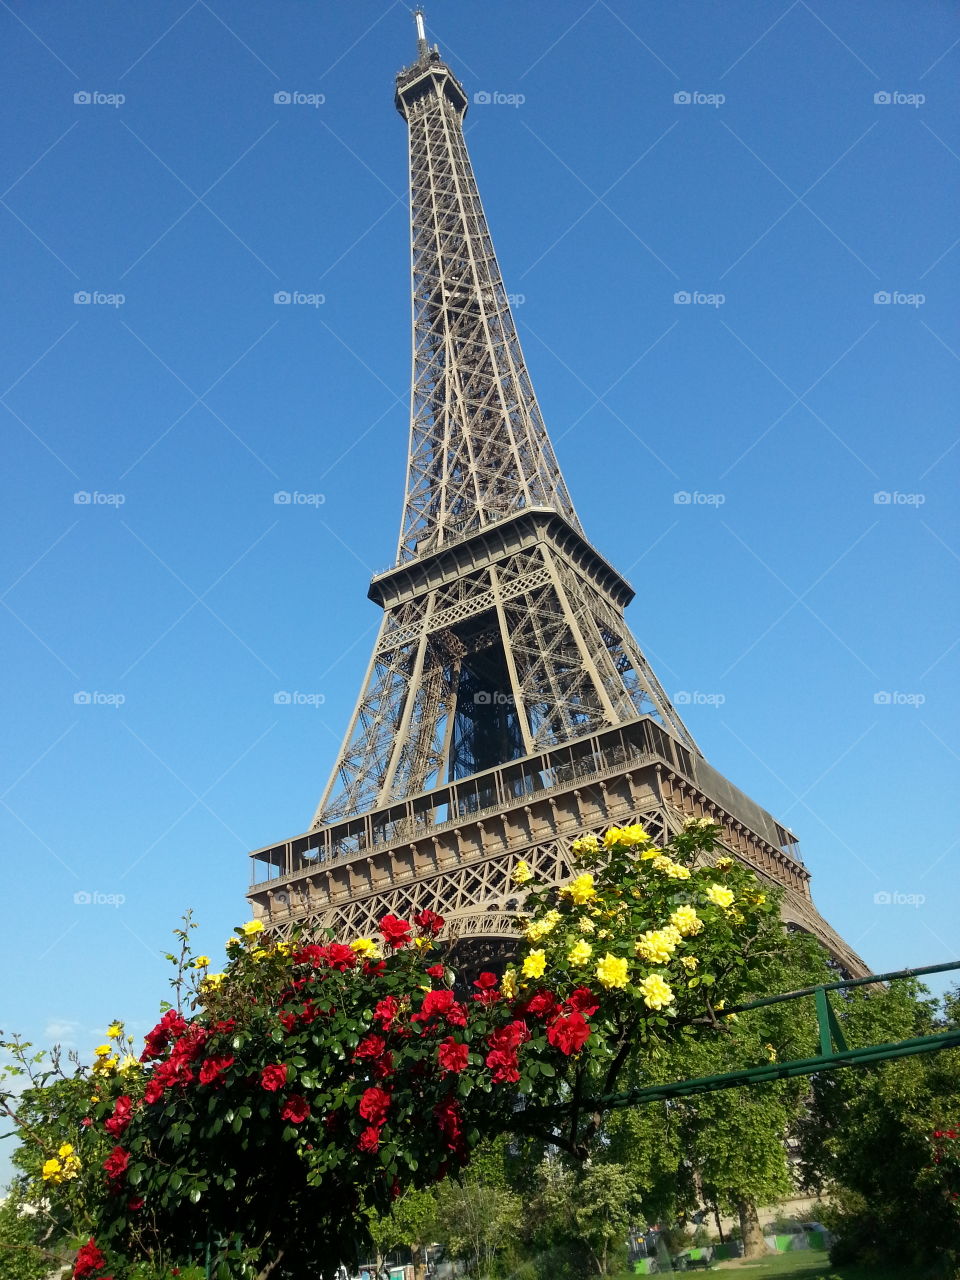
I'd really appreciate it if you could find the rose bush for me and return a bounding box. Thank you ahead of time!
[3,819,790,1280]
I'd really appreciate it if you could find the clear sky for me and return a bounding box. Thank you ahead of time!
[1,0,958,1179]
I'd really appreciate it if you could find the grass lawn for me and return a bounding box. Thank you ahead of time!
[617,1250,911,1279]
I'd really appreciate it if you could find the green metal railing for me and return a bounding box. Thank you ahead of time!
[599,959,960,1107]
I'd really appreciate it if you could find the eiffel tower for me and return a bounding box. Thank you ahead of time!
[248,14,866,977]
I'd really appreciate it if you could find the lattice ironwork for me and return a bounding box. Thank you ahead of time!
[248,16,866,980]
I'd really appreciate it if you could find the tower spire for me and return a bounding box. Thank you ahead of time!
[413,8,429,60]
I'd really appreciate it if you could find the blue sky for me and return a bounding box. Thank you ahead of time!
[1,0,958,1176]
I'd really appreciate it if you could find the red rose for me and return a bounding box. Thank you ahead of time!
[140,1008,187,1061]
[74,1240,107,1279]
[143,1080,164,1105]
[358,1086,391,1126]
[566,988,600,1017]
[358,1125,381,1153]
[293,944,325,966]
[354,1034,387,1060]
[414,908,445,935]
[414,989,467,1027]
[373,996,399,1029]
[214,1018,236,1034]
[434,1098,468,1158]
[379,914,412,948]
[472,970,500,1005]
[279,1012,297,1033]
[104,1095,133,1137]
[81,1117,93,1128]
[547,1009,591,1055]
[280,1094,311,1124]
[103,1147,130,1182]
[437,1038,469,1073]
[127,1198,144,1211]
[198,1054,234,1086]
[372,1051,394,1080]
[260,1063,288,1092]
[426,964,446,979]
[474,972,498,990]
[485,1048,520,1084]
[525,991,558,1018]
[324,943,357,972]
[488,1020,529,1052]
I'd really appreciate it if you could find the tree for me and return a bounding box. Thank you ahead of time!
[0,1192,59,1280]
[0,821,801,1280]
[432,1178,522,1278]
[367,1188,438,1280]
[533,1160,641,1277]
[798,981,960,1276]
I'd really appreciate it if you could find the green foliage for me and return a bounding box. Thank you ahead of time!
[0,1192,60,1280]
[799,983,960,1277]
[0,823,819,1280]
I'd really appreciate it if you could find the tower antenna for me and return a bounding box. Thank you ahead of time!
[413,8,429,59]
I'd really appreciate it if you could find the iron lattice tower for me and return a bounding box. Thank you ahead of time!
[248,16,866,977]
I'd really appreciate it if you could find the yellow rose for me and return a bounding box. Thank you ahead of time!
[618,823,651,847]
[93,1045,111,1058]
[568,939,593,967]
[501,969,518,999]
[634,929,677,965]
[571,834,600,857]
[119,1055,140,1073]
[522,950,547,979]
[561,873,596,905]
[241,920,265,937]
[201,972,225,991]
[578,916,596,934]
[511,860,533,885]
[350,938,381,959]
[192,956,211,969]
[669,905,704,937]
[638,973,674,1010]
[251,948,268,961]
[680,956,698,972]
[595,952,629,989]
[640,846,665,861]
[276,940,292,955]
[41,1158,63,1183]
[714,856,734,871]
[106,1022,122,1038]
[57,1143,74,1158]
[765,1043,777,1061]
[705,883,735,911]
